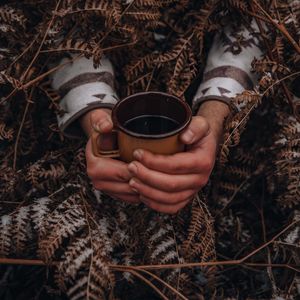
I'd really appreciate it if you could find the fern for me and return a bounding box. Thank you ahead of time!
[182,195,215,261]
[0,215,12,257]
[31,197,51,233]
[0,123,14,140]
[39,195,87,262]
[12,206,31,255]
[0,5,27,28]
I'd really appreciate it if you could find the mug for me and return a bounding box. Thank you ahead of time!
[91,91,192,162]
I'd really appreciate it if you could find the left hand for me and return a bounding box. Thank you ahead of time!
[127,115,219,214]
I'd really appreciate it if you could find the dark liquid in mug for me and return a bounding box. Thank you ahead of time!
[124,115,180,135]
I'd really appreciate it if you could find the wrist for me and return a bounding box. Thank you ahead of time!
[196,100,230,141]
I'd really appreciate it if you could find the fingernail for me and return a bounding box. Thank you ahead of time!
[129,180,139,193]
[99,119,112,131]
[129,178,137,188]
[131,188,139,194]
[93,118,112,132]
[133,149,143,160]
[182,129,195,143]
[128,163,137,175]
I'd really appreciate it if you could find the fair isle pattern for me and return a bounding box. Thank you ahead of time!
[50,55,118,138]
[193,20,264,112]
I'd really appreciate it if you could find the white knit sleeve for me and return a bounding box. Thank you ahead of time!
[193,20,264,113]
[50,54,118,138]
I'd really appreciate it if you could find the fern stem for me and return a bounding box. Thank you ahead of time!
[20,0,63,82]
[252,0,300,54]
[13,88,33,170]
[112,267,169,300]
[0,258,57,266]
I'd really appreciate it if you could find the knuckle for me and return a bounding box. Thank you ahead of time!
[171,163,185,173]
[93,181,103,190]
[116,172,128,182]
[166,180,178,191]
[170,193,184,204]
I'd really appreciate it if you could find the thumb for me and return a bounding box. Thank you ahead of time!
[90,108,113,134]
[180,116,209,145]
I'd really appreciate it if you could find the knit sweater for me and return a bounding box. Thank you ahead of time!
[50,20,263,138]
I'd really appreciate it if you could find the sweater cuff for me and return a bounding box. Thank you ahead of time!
[50,55,118,138]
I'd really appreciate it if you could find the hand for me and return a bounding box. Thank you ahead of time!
[82,109,140,204]
[127,115,218,214]
[126,100,230,214]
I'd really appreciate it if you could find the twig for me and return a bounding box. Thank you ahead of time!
[0,88,18,106]
[22,54,83,90]
[20,0,63,82]
[215,176,250,217]
[0,258,56,266]
[262,71,300,97]
[130,267,188,300]
[257,182,277,295]
[252,0,300,54]
[13,88,34,170]
[113,267,169,300]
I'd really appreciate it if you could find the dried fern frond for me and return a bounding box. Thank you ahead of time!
[0,215,12,257]
[39,195,87,262]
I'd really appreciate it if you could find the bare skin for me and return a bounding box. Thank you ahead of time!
[80,101,230,213]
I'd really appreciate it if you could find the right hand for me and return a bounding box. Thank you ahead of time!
[82,109,140,204]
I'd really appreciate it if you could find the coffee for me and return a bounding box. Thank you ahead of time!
[124,115,180,135]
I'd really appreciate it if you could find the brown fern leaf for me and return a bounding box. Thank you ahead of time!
[144,216,178,265]
[193,0,219,51]
[57,235,92,284]
[134,0,175,6]
[110,0,122,24]
[182,195,215,261]
[39,195,87,262]
[49,39,93,55]
[83,0,108,10]
[31,197,51,235]
[125,10,161,21]
[227,166,251,179]
[272,36,285,62]
[0,5,27,28]
[159,37,191,63]
[125,53,158,79]
[0,215,12,257]
[0,123,14,140]
[39,82,62,114]
[227,0,249,11]
[12,206,31,255]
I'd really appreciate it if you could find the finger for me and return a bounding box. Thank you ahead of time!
[132,148,214,175]
[140,196,191,214]
[180,116,210,145]
[90,108,113,134]
[128,161,207,192]
[93,181,138,195]
[86,139,132,182]
[129,177,196,205]
[108,193,141,204]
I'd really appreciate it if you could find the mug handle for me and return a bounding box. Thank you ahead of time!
[91,127,120,158]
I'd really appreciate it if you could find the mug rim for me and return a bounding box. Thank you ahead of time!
[112,91,192,139]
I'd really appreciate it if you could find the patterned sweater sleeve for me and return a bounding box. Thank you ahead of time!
[192,20,264,113]
[50,54,119,138]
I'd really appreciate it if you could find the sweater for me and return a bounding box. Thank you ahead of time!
[50,20,263,138]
